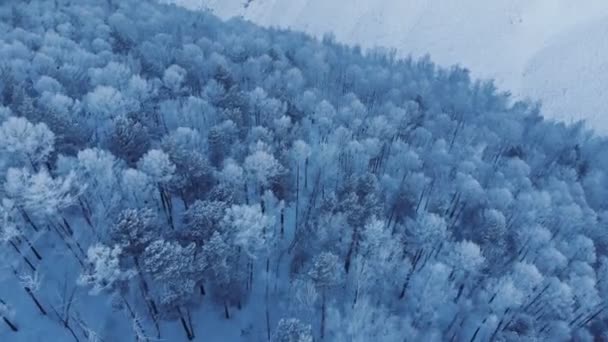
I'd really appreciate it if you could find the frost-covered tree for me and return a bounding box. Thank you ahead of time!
[180,200,227,245]
[406,262,454,335]
[272,318,313,342]
[4,167,78,223]
[308,252,342,339]
[328,298,408,342]
[0,198,40,271]
[0,116,55,171]
[89,61,132,90]
[217,158,246,200]
[55,149,122,230]
[137,149,176,186]
[162,64,187,96]
[141,239,204,340]
[78,244,135,295]
[137,149,176,227]
[109,207,157,253]
[222,203,275,259]
[201,231,240,319]
[84,85,137,129]
[207,122,231,167]
[402,211,449,276]
[244,146,285,199]
[161,128,214,205]
[108,115,151,165]
[351,218,406,303]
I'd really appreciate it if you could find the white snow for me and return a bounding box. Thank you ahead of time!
[169,0,608,134]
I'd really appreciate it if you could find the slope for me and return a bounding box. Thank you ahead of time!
[170,0,608,133]
[2,0,608,341]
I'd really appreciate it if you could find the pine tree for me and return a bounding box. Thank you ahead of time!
[272,318,313,342]
[109,208,159,258]
[308,252,341,339]
[109,115,151,165]
[78,244,135,295]
[180,200,227,245]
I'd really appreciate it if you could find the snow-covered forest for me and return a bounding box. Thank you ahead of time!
[1,0,608,341]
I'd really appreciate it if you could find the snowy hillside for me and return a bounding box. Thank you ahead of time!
[170,0,608,133]
[4,0,608,341]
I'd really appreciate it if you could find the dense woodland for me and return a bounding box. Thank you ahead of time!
[1,0,608,341]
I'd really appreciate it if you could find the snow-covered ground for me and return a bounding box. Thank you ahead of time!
[168,0,608,134]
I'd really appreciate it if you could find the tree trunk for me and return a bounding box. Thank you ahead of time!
[78,198,94,229]
[265,307,271,341]
[24,236,42,260]
[247,260,254,292]
[61,217,75,236]
[320,290,326,340]
[180,190,189,210]
[133,258,154,309]
[186,309,195,338]
[280,207,285,237]
[2,316,18,332]
[121,296,147,340]
[24,287,46,315]
[20,208,39,232]
[398,266,415,300]
[178,309,194,340]
[51,224,85,267]
[13,224,43,260]
[265,257,271,341]
[294,166,300,236]
[344,225,359,274]
[9,240,36,272]
[304,157,309,190]
[469,317,487,342]
[133,257,160,337]
[224,301,230,319]
[159,187,174,229]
